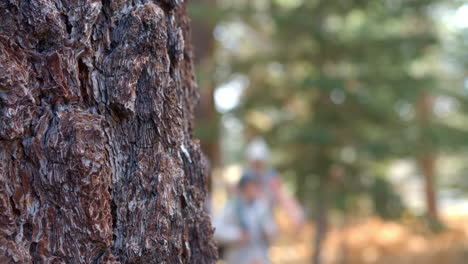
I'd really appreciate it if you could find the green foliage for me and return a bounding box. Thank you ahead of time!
[370,177,405,219]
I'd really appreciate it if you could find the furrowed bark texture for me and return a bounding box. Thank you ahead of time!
[0,0,217,263]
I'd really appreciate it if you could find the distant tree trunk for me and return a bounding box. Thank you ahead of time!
[190,0,219,209]
[191,0,220,169]
[0,1,216,263]
[311,96,331,264]
[419,155,438,220]
[312,184,328,264]
[417,95,438,221]
[336,214,349,264]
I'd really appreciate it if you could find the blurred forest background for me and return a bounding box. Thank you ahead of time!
[188,0,468,263]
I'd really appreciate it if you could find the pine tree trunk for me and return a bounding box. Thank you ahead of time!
[191,0,220,170]
[0,0,216,263]
[417,94,438,221]
[419,155,438,220]
[190,0,219,202]
[312,186,328,264]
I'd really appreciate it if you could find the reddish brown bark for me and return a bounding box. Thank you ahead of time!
[0,0,216,263]
[417,95,438,221]
[191,0,220,170]
[419,155,438,220]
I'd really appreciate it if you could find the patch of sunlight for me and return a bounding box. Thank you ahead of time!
[407,236,427,254]
[453,4,468,28]
[245,110,274,132]
[362,246,379,263]
[222,164,243,184]
[274,0,303,9]
[214,75,249,113]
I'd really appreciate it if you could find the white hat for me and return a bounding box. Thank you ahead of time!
[246,137,270,161]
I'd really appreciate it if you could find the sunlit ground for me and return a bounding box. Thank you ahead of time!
[268,213,468,264]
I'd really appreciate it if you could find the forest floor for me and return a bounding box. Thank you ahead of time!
[269,212,468,264]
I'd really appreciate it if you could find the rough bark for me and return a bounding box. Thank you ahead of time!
[0,0,216,263]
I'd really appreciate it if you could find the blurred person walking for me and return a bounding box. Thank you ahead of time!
[244,137,305,231]
[213,175,276,264]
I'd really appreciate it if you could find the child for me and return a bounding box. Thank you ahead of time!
[213,174,277,264]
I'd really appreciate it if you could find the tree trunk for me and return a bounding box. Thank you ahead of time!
[417,94,438,221]
[191,0,220,170]
[312,186,328,264]
[0,0,216,263]
[337,216,349,264]
[419,155,438,220]
[190,0,219,213]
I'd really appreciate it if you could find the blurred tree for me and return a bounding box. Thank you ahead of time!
[417,95,438,220]
[189,0,220,162]
[445,19,468,196]
[190,0,220,196]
